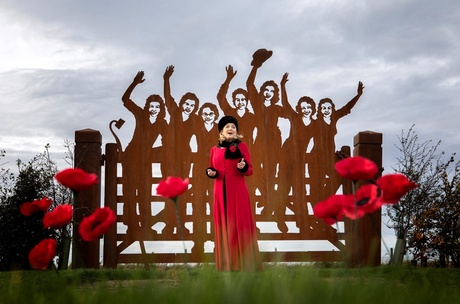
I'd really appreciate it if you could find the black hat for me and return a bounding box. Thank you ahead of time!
[218,116,238,132]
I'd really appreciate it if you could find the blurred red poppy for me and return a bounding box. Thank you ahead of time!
[335,156,379,181]
[376,173,417,204]
[343,184,381,219]
[55,168,98,191]
[20,197,53,216]
[28,238,57,270]
[156,176,189,199]
[313,194,350,225]
[78,207,116,241]
[43,204,73,229]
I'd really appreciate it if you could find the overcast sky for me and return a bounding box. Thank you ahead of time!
[1,0,459,260]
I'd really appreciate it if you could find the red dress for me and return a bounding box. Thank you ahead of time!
[208,141,262,271]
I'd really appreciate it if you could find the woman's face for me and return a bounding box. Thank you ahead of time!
[263,85,275,101]
[300,101,313,118]
[320,102,333,119]
[149,101,161,117]
[221,123,237,140]
[234,94,247,109]
[201,107,216,123]
[182,99,196,115]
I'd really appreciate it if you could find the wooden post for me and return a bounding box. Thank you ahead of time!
[73,128,102,269]
[103,143,118,268]
[347,131,383,267]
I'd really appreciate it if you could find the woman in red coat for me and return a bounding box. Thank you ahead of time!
[206,116,262,271]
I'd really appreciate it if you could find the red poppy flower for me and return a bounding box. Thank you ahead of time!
[28,238,57,270]
[313,194,350,225]
[335,156,379,181]
[20,197,53,216]
[376,173,417,204]
[229,145,236,152]
[343,184,381,219]
[78,207,116,241]
[156,176,189,199]
[55,168,98,191]
[43,204,73,229]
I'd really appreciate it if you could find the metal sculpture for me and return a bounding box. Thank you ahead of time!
[107,49,368,265]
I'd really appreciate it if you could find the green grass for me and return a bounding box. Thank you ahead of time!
[1,264,460,303]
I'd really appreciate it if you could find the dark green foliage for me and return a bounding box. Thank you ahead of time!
[0,203,55,270]
[0,149,14,202]
[0,145,71,271]
[0,156,56,270]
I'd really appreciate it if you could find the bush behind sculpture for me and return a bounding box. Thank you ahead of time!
[0,146,70,271]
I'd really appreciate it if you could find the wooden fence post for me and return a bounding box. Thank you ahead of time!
[73,128,102,269]
[346,131,383,266]
[103,143,118,268]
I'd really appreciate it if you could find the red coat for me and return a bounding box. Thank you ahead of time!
[208,141,262,271]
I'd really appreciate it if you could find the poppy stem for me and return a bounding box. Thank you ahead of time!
[352,181,360,267]
[172,198,187,260]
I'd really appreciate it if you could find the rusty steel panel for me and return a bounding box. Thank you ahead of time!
[105,49,369,266]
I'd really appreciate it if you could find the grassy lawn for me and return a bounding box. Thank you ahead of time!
[1,264,460,303]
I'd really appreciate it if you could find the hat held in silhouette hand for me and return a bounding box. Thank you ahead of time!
[251,48,273,67]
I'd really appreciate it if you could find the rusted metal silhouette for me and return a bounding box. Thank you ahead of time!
[246,51,292,233]
[217,65,259,214]
[108,49,367,265]
[113,72,168,262]
[313,81,365,202]
[278,74,315,234]
[191,102,219,258]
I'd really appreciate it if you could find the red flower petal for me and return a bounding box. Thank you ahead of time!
[156,176,189,199]
[313,194,351,225]
[335,156,379,181]
[78,207,116,242]
[43,205,73,229]
[20,197,53,216]
[343,184,381,219]
[55,168,98,191]
[28,238,57,270]
[376,173,417,204]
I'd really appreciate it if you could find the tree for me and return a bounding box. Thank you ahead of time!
[0,149,15,202]
[384,125,445,261]
[0,145,72,270]
[410,156,460,267]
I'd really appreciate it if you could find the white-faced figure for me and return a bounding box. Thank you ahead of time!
[263,85,275,102]
[233,90,248,111]
[231,88,251,118]
[296,97,316,125]
[318,98,334,124]
[258,80,280,107]
[146,96,164,124]
[179,92,199,121]
[199,102,218,131]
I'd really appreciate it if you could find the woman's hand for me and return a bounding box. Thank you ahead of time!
[207,168,217,177]
[134,71,145,84]
[357,81,365,96]
[237,158,246,170]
